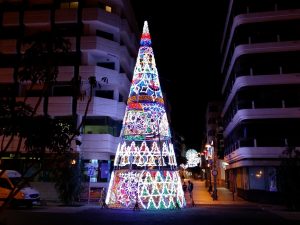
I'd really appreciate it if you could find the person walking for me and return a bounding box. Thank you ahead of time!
[100,188,108,209]
[182,182,187,192]
[188,180,194,198]
[187,180,195,207]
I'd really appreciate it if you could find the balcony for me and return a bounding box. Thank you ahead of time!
[222,74,300,115]
[77,97,126,120]
[48,96,73,116]
[225,146,285,165]
[81,36,119,56]
[16,97,44,115]
[0,136,26,152]
[82,8,120,29]
[79,65,130,88]
[120,46,134,71]
[222,9,300,70]
[64,37,76,52]
[55,8,77,24]
[81,133,120,157]
[120,19,137,52]
[2,12,19,26]
[24,10,51,26]
[0,40,17,54]
[222,40,300,93]
[0,68,14,83]
[224,108,300,137]
[57,66,74,82]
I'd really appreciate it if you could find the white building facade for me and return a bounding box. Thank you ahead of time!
[0,0,139,191]
[221,0,300,202]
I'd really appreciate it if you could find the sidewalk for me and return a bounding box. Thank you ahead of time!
[29,180,300,221]
[185,179,246,206]
[185,179,300,221]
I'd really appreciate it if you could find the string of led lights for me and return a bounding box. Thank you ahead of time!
[106,21,185,209]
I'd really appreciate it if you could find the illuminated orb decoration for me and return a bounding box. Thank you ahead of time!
[186,149,201,167]
[106,21,186,209]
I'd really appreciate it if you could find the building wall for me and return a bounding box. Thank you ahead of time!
[221,0,300,202]
[204,101,225,186]
[0,0,139,192]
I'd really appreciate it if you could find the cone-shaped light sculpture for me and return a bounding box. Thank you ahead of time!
[106,21,186,209]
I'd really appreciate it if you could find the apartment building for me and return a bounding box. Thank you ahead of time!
[221,0,300,202]
[205,101,225,187]
[0,0,138,189]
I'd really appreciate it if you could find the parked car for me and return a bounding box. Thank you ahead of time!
[0,170,40,208]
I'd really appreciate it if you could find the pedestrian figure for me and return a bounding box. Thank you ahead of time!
[133,194,140,211]
[191,198,196,207]
[100,189,108,209]
[188,180,194,199]
[175,201,181,210]
[182,182,187,192]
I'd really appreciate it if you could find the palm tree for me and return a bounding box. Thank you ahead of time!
[0,32,72,209]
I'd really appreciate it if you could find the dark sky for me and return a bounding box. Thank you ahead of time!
[130,1,227,149]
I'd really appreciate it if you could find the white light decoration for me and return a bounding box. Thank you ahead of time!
[105,21,186,209]
[186,149,201,168]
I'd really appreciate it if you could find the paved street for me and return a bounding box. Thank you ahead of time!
[0,179,299,225]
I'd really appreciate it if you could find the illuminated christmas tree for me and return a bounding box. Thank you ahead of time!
[106,21,185,209]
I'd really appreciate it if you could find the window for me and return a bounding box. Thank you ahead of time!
[98,2,112,13]
[0,84,17,97]
[96,30,114,41]
[208,130,216,136]
[208,118,216,124]
[118,93,123,102]
[0,178,12,189]
[249,167,265,190]
[52,85,73,96]
[83,125,110,134]
[83,116,122,136]
[22,83,43,97]
[70,1,78,8]
[54,24,81,37]
[97,62,115,70]
[60,1,78,9]
[209,105,218,112]
[95,90,114,99]
[105,5,112,13]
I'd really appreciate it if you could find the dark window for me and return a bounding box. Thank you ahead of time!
[0,27,22,39]
[26,89,44,97]
[97,62,115,70]
[95,90,114,99]
[52,85,73,96]
[0,84,17,97]
[0,54,18,67]
[56,52,80,66]
[208,118,216,124]
[120,66,125,73]
[208,130,216,136]
[54,24,82,37]
[0,178,12,189]
[118,93,123,102]
[208,105,218,112]
[98,2,105,9]
[96,30,114,41]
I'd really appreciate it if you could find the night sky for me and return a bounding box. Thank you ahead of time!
[131,1,227,149]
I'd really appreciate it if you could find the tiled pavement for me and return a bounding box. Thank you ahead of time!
[34,179,300,221]
[185,179,300,221]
